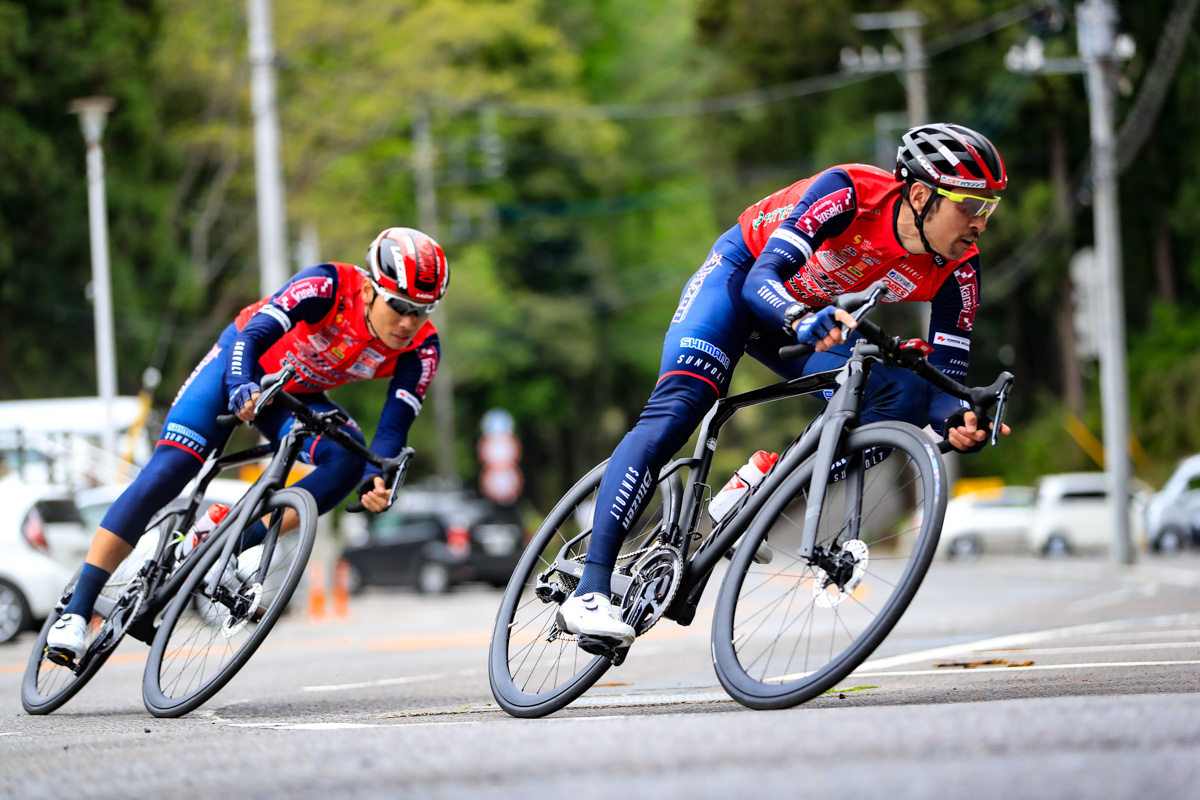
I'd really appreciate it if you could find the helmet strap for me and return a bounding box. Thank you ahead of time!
[364,288,382,341]
[905,183,948,266]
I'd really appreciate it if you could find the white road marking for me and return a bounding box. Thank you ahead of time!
[855,612,1200,673]
[229,722,378,730]
[853,659,1200,678]
[302,668,478,692]
[977,641,1200,656]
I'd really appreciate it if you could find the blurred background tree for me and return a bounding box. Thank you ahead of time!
[2,0,1198,509]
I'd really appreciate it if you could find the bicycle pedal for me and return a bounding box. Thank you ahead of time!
[44,648,79,671]
[577,635,630,666]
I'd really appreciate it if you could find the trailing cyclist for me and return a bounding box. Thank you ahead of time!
[45,227,449,663]
[558,123,1013,646]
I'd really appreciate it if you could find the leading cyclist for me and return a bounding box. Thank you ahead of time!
[45,227,450,662]
[558,123,1013,645]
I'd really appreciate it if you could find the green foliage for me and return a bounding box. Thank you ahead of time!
[6,0,1200,509]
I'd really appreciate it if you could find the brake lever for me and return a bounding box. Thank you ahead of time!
[253,363,297,416]
[989,377,1013,448]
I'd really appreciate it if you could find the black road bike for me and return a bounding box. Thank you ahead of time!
[22,364,409,718]
[489,281,1013,717]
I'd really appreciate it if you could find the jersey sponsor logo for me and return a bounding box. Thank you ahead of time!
[395,388,423,414]
[308,333,330,350]
[797,188,853,236]
[954,264,979,330]
[172,343,220,407]
[165,422,207,448]
[673,259,719,323]
[276,276,334,312]
[679,337,730,369]
[348,359,377,378]
[415,344,439,398]
[933,332,971,351]
[767,228,813,259]
[885,269,917,294]
[757,284,789,309]
[751,203,797,231]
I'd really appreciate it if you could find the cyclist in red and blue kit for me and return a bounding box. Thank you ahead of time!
[558,123,1013,645]
[46,227,449,661]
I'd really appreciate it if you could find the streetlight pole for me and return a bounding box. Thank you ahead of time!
[1078,0,1133,564]
[68,96,119,463]
[413,106,457,482]
[248,0,289,294]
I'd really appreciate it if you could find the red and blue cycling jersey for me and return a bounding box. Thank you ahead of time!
[738,163,980,403]
[223,261,439,478]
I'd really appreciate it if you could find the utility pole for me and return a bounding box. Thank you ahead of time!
[1078,0,1133,565]
[68,96,119,463]
[1006,0,1134,564]
[413,106,457,482]
[850,10,929,127]
[248,0,289,294]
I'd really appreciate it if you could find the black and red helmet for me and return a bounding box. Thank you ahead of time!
[895,123,1007,192]
[366,227,449,311]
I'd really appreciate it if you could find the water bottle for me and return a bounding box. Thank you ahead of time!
[176,503,231,560]
[709,451,780,523]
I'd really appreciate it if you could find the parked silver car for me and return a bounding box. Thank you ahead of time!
[1144,455,1200,553]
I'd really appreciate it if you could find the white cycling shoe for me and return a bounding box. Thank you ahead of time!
[556,592,636,647]
[45,613,87,662]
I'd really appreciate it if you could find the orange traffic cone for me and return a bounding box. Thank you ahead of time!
[332,558,351,620]
[307,561,327,623]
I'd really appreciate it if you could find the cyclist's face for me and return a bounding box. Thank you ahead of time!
[364,286,425,349]
[918,184,996,260]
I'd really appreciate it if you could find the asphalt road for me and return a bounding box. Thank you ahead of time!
[2,552,1199,799]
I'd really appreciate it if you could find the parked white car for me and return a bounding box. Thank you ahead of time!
[0,477,91,643]
[1144,454,1200,553]
[935,485,1035,559]
[1027,472,1153,556]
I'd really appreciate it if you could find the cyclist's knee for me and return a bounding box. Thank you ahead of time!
[861,368,927,427]
[99,446,200,545]
[630,373,716,456]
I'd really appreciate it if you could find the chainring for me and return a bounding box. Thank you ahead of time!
[619,546,683,636]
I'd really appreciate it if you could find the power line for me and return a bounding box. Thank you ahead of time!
[282,4,1039,122]
[988,0,1200,299]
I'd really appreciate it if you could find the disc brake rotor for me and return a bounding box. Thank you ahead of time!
[813,538,868,609]
[220,583,263,638]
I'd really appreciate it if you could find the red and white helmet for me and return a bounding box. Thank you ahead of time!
[365,227,450,314]
[895,123,1007,192]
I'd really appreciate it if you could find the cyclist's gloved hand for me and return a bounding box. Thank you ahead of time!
[792,306,840,346]
[943,408,991,454]
[355,473,392,514]
[227,381,261,415]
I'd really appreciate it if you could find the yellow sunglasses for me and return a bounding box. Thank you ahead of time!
[934,186,1001,219]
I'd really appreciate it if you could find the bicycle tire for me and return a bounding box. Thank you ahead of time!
[711,421,946,710]
[489,460,679,718]
[142,487,317,718]
[21,510,187,715]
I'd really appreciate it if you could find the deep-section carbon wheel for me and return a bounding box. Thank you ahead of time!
[489,460,680,718]
[712,421,946,710]
[142,488,316,718]
[21,509,185,715]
